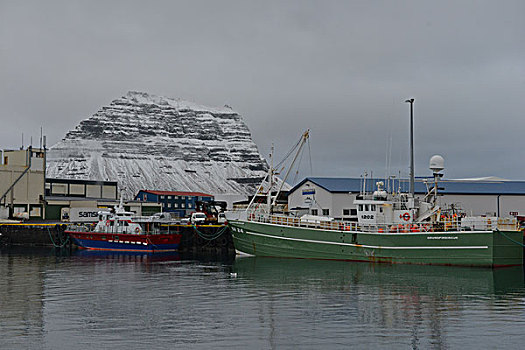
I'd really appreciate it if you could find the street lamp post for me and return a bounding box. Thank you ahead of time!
[405,98,415,197]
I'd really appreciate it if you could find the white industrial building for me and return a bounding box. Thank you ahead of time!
[288,177,525,221]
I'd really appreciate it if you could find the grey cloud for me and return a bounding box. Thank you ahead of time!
[1,0,524,182]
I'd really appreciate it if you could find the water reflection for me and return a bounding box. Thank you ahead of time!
[233,257,525,295]
[74,249,181,263]
[2,247,524,349]
[0,247,52,348]
[233,257,525,349]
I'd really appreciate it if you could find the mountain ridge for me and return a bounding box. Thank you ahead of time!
[46,91,269,198]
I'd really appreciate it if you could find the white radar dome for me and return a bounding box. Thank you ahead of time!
[429,155,445,173]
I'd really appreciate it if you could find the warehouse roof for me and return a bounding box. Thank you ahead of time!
[290,177,525,195]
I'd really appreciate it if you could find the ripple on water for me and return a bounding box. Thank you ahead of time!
[1,249,525,349]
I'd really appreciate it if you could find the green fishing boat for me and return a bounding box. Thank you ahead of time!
[227,127,523,267]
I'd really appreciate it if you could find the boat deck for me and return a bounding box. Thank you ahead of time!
[243,212,518,233]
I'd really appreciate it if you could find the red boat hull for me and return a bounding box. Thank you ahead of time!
[66,231,182,253]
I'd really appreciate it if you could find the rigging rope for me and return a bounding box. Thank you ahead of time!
[293,144,306,184]
[275,136,302,169]
[47,227,70,248]
[192,225,229,241]
[496,230,525,247]
[146,236,160,251]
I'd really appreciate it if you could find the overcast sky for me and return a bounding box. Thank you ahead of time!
[1,0,524,183]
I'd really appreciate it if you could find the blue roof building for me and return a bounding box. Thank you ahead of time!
[134,190,213,218]
[288,177,525,220]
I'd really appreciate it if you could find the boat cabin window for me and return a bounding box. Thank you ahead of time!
[365,205,369,211]
[358,205,363,211]
[371,205,376,211]
[394,203,407,210]
[322,209,329,216]
[99,215,103,221]
[311,209,318,215]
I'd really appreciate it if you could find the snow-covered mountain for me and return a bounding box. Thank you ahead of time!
[47,91,268,198]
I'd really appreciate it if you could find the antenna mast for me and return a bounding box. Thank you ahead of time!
[405,98,415,197]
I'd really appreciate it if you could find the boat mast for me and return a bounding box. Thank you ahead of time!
[271,130,310,207]
[268,144,274,212]
[246,172,269,211]
[405,98,415,197]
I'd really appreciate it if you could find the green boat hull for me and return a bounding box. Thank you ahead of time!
[228,220,523,267]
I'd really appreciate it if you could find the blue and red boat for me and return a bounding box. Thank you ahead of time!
[65,205,182,253]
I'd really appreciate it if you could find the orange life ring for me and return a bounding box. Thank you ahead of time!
[400,212,411,221]
[135,227,140,233]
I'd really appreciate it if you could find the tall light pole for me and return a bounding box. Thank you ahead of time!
[405,98,415,197]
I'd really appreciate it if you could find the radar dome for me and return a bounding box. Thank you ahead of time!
[429,155,445,173]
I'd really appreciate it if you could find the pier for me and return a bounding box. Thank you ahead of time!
[0,222,234,254]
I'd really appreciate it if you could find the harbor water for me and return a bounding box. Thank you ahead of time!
[1,247,525,349]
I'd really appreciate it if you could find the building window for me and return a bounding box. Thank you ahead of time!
[174,203,178,208]
[175,196,179,199]
[188,203,192,209]
[160,195,164,200]
[181,203,185,208]
[168,203,172,208]
[343,209,350,216]
[322,209,329,216]
[167,195,172,199]
[311,209,318,215]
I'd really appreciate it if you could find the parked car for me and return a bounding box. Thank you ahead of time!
[218,213,227,224]
[190,212,207,224]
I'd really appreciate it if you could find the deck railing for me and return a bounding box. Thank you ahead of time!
[243,211,518,233]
